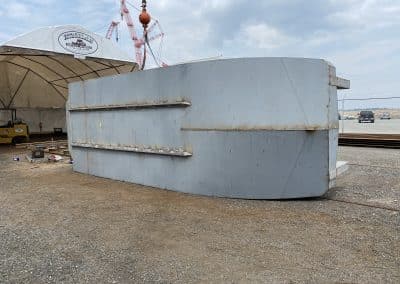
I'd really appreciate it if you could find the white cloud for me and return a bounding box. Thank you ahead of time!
[328,0,400,29]
[203,0,236,10]
[0,0,398,105]
[27,0,56,4]
[5,3,30,19]
[240,23,292,49]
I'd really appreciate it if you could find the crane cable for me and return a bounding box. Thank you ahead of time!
[126,0,164,68]
[140,0,148,70]
[146,38,160,67]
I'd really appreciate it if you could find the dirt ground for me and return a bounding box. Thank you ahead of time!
[0,146,399,283]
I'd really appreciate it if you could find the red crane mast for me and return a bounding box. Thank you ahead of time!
[106,21,120,42]
[105,0,165,69]
[120,0,144,68]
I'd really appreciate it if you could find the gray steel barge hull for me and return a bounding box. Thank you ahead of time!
[67,58,349,199]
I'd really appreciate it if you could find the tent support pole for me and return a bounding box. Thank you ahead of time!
[7,69,29,108]
[5,61,67,102]
[21,56,70,87]
[48,56,85,81]
[0,98,6,108]
[78,60,101,77]
[49,64,128,83]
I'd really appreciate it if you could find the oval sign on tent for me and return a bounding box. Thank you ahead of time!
[58,31,98,55]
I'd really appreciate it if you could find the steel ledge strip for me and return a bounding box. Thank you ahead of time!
[69,101,191,112]
[329,76,350,90]
[71,142,193,157]
[181,126,337,132]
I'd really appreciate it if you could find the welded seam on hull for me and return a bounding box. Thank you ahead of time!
[281,59,311,128]
[279,133,308,198]
[181,126,338,132]
[71,142,192,157]
[69,101,191,112]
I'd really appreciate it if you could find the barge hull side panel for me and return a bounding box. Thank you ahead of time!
[68,58,341,199]
[72,130,329,199]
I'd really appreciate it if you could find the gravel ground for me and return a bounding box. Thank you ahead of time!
[0,146,399,283]
[327,147,400,211]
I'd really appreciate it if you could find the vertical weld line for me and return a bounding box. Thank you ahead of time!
[281,59,310,127]
[327,65,333,182]
[280,134,308,198]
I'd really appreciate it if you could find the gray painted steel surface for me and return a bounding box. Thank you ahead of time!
[67,58,349,199]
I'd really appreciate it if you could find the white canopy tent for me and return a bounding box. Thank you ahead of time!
[0,25,138,133]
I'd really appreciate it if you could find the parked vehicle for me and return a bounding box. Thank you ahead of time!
[380,112,391,120]
[358,111,375,123]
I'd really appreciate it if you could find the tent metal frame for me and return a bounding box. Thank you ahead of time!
[0,46,138,109]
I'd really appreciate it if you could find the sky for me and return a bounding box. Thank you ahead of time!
[0,0,399,109]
